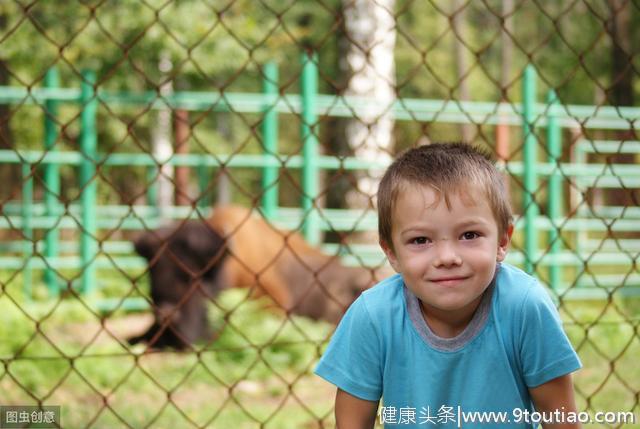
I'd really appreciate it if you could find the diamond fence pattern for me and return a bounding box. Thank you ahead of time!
[0,1,639,428]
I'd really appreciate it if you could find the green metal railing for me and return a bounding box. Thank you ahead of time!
[260,62,279,221]
[546,90,562,291]
[300,52,321,246]
[43,68,61,296]
[2,59,640,301]
[79,70,99,295]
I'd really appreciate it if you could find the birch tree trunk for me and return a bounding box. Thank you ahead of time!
[152,54,174,221]
[342,0,396,210]
[174,109,191,206]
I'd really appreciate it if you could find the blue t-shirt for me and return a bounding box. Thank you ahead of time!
[315,263,581,428]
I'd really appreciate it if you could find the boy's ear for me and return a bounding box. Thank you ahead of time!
[497,224,514,262]
[379,239,400,273]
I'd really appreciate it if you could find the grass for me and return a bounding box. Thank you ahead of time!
[0,277,338,428]
[1,271,639,428]
[560,298,640,428]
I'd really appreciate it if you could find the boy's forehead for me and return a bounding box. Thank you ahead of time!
[394,180,483,208]
[390,181,500,230]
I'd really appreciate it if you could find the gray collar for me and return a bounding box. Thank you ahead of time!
[404,275,495,352]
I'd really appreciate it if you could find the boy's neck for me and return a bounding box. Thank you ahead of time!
[419,294,485,339]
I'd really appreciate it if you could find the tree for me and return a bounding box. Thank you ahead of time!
[342,0,396,212]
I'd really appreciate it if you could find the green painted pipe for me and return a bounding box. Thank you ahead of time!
[522,65,538,274]
[301,52,320,245]
[21,162,33,299]
[573,140,587,288]
[0,149,638,177]
[146,165,158,208]
[1,85,640,128]
[79,70,98,295]
[44,68,61,296]
[261,62,279,220]
[197,163,209,209]
[546,90,562,291]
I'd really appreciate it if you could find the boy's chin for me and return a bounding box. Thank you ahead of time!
[418,289,486,313]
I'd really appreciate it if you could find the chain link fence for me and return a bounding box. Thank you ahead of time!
[0,1,639,427]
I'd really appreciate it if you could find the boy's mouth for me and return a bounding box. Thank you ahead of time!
[429,276,469,286]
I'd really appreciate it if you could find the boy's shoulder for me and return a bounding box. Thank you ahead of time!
[495,263,557,314]
[496,263,537,291]
[358,272,406,312]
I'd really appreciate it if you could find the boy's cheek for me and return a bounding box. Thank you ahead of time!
[386,253,401,273]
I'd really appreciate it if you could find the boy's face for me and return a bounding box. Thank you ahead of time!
[381,183,512,317]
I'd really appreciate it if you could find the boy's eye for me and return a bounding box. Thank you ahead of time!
[411,237,430,245]
[461,231,480,240]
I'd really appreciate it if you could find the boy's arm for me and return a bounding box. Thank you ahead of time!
[529,374,581,429]
[335,388,379,429]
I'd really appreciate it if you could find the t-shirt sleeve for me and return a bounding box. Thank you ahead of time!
[314,295,383,402]
[518,282,582,387]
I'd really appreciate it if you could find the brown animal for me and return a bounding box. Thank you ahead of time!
[128,221,228,349]
[210,205,379,324]
[129,205,382,349]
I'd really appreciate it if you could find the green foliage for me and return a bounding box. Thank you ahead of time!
[2,0,638,206]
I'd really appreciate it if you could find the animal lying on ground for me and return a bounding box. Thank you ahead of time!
[129,205,381,349]
[127,221,227,349]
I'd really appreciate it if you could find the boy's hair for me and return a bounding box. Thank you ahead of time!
[377,142,513,248]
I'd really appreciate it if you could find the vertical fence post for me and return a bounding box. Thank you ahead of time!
[261,62,279,220]
[80,70,98,294]
[197,163,209,208]
[546,90,562,291]
[21,162,33,299]
[547,90,562,291]
[300,51,320,245]
[147,165,158,208]
[572,133,587,288]
[522,64,538,274]
[44,67,60,296]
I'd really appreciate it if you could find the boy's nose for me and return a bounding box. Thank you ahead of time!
[433,240,462,267]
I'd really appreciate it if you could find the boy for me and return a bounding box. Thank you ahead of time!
[315,143,582,428]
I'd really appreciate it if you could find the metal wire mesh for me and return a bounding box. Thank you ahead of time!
[0,1,639,427]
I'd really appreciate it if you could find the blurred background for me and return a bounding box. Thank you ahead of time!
[0,0,638,427]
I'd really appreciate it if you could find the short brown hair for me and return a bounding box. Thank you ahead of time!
[377,142,512,248]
